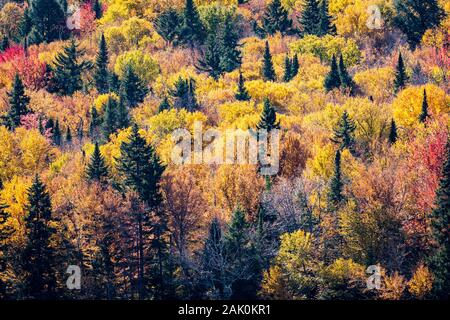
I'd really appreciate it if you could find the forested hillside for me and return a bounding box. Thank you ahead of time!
[0,0,449,300]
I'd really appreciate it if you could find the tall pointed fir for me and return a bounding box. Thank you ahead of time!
[388,119,398,145]
[170,77,199,111]
[324,55,341,91]
[318,0,336,36]
[394,52,408,94]
[202,217,225,297]
[291,53,299,79]
[92,0,103,19]
[120,65,148,108]
[262,0,293,35]
[94,34,109,94]
[218,14,242,73]
[331,110,356,151]
[235,71,251,101]
[5,74,30,130]
[0,198,14,298]
[154,9,182,45]
[0,36,9,52]
[427,139,450,299]
[257,98,280,132]
[300,0,320,35]
[179,0,206,47]
[86,142,109,183]
[27,0,68,44]
[49,39,92,96]
[338,55,354,93]
[327,150,344,206]
[65,127,72,145]
[53,120,62,146]
[116,98,130,130]
[158,97,171,113]
[102,97,118,139]
[22,175,57,299]
[262,41,276,81]
[283,54,292,82]
[89,106,102,138]
[419,89,430,123]
[197,33,223,80]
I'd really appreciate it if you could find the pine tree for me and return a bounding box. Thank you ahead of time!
[86,142,109,183]
[301,0,321,35]
[0,198,14,298]
[262,41,276,81]
[427,139,450,299]
[419,89,430,123]
[257,98,280,132]
[49,39,92,96]
[235,71,251,101]
[22,175,57,299]
[291,53,299,79]
[89,106,102,138]
[394,0,445,49]
[218,14,242,73]
[116,98,130,130]
[262,0,293,35]
[76,118,84,142]
[0,36,9,52]
[179,0,206,47]
[28,0,68,44]
[170,77,199,111]
[92,0,103,19]
[388,119,398,145]
[5,74,31,130]
[19,8,33,40]
[102,97,118,140]
[338,54,354,93]
[327,150,344,206]
[197,33,223,80]
[324,55,341,92]
[65,127,72,145]
[318,0,336,36]
[283,54,292,82]
[53,120,61,146]
[120,65,148,108]
[109,72,121,94]
[394,52,408,94]
[154,9,182,45]
[158,97,171,113]
[224,207,248,260]
[94,34,109,94]
[331,110,356,151]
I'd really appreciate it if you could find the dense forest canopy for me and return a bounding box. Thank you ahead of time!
[0,0,449,300]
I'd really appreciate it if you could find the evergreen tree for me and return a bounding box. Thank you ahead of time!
[218,14,242,73]
[120,65,148,108]
[291,53,299,79]
[300,0,320,35]
[65,127,72,145]
[22,175,57,299]
[256,98,280,132]
[394,52,408,94]
[92,0,103,19]
[154,9,182,45]
[327,150,344,206]
[388,119,398,145]
[224,207,248,261]
[0,199,14,299]
[331,110,356,151]
[158,97,171,113]
[197,33,223,80]
[28,0,68,44]
[324,55,341,91]
[338,54,354,93]
[170,77,199,111]
[419,89,430,123]
[179,0,206,47]
[5,74,31,130]
[262,41,276,81]
[283,54,292,82]
[102,97,118,139]
[19,8,33,40]
[49,39,92,96]
[262,0,293,35]
[235,71,251,101]
[0,36,9,52]
[94,34,109,94]
[394,0,445,49]
[53,120,62,146]
[318,0,336,36]
[427,139,450,299]
[89,106,102,138]
[109,72,121,94]
[86,142,109,183]
[116,98,130,130]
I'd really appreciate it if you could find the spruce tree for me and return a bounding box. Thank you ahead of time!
[53,120,62,146]
[224,207,248,260]
[283,54,292,82]
[116,98,130,130]
[235,71,251,101]
[262,41,276,81]
[388,119,398,145]
[318,0,336,36]
[49,39,92,96]
[202,217,225,296]
[28,0,68,44]
[300,0,320,35]
[197,33,223,80]
[324,55,341,92]
[394,52,408,94]
[94,34,109,94]
[331,110,356,151]
[0,36,9,52]
[5,74,31,130]
[86,142,109,183]
[19,8,33,40]
[92,0,103,19]
[154,9,182,45]
[102,97,118,139]
[291,53,299,79]
[427,139,450,299]
[22,175,57,299]
[0,199,14,299]
[338,54,354,93]
[170,77,199,111]
[262,0,293,35]
[327,149,344,206]
[120,65,148,108]
[256,98,280,132]
[218,14,242,73]
[65,127,72,145]
[158,97,171,113]
[89,106,102,138]
[394,0,445,49]
[419,89,430,123]
[179,0,206,47]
